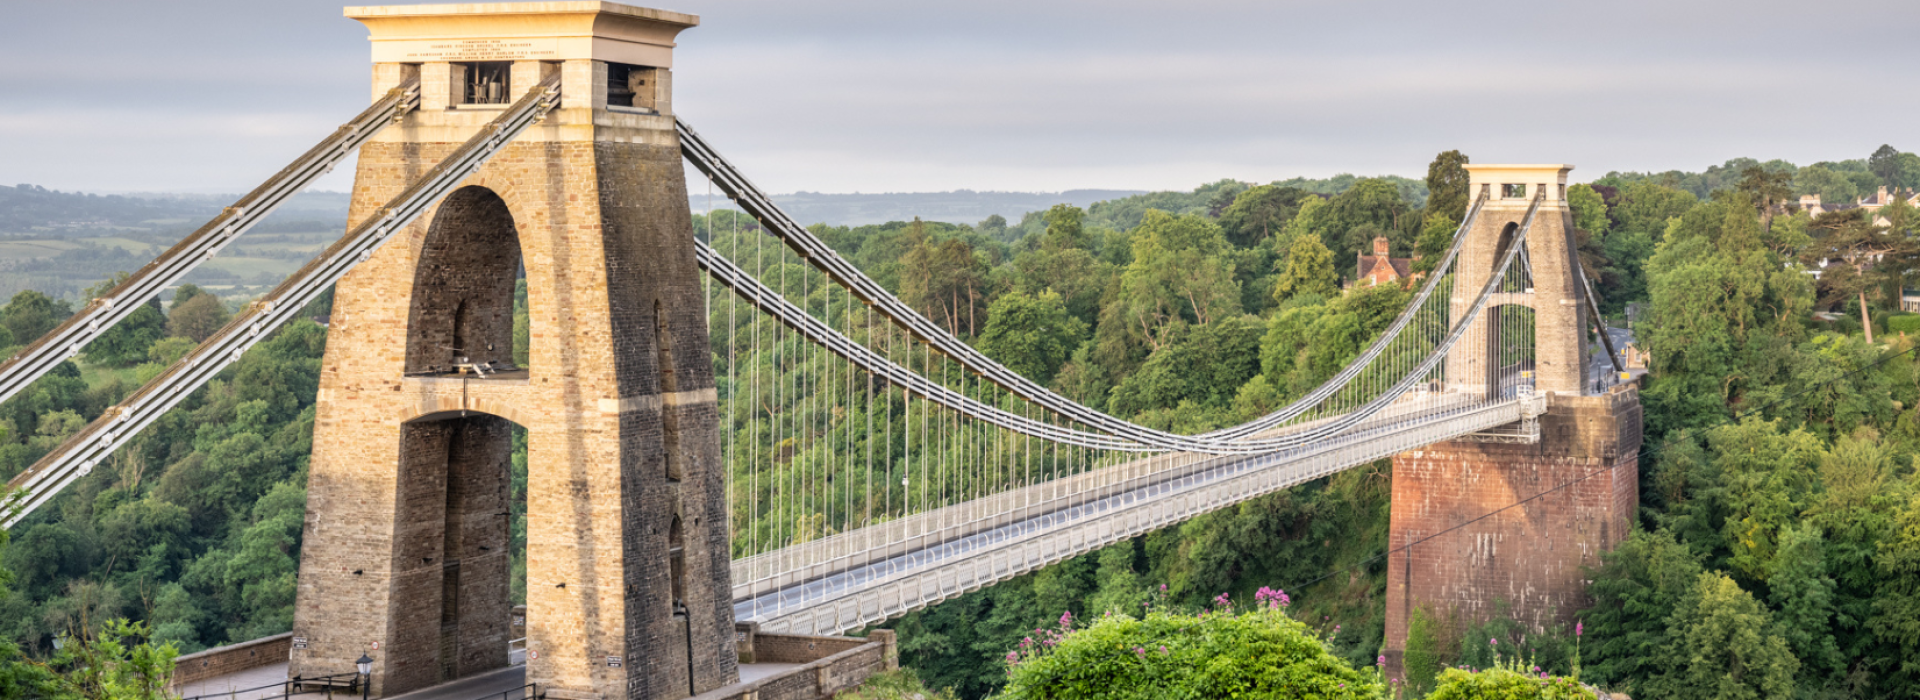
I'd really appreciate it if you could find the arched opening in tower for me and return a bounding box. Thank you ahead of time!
[395,412,525,686]
[1485,304,1537,400]
[406,186,528,376]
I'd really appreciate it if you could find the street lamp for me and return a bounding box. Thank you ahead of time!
[355,654,373,700]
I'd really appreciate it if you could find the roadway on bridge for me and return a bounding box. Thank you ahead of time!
[733,394,1521,624]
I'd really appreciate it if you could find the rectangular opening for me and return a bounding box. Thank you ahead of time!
[1502,183,1528,199]
[607,62,658,111]
[455,61,512,105]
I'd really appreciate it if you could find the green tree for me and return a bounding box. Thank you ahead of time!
[999,605,1387,700]
[1412,212,1458,274]
[1804,210,1911,342]
[1794,165,1859,204]
[1579,530,1704,690]
[1115,211,1239,350]
[1872,493,1920,691]
[78,274,165,368]
[1706,418,1821,582]
[977,290,1086,385]
[1400,606,1459,695]
[1642,197,1812,432]
[166,291,228,343]
[1322,178,1415,266]
[1735,165,1794,230]
[2,290,72,349]
[1424,150,1472,224]
[1086,542,1148,617]
[1568,184,1610,239]
[41,618,179,700]
[1273,234,1338,304]
[1041,204,1088,251]
[1870,145,1903,188]
[1647,573,1798,700]
[978,214,1009,241]
[1217,185,1307,248]
[1765,524,1843,689]
[900,223,992,337]
[1610,182,1697,242]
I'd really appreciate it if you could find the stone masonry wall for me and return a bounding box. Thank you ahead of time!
[292,121,734,699]
[1382,388,1641,678]
[170,633,293,688]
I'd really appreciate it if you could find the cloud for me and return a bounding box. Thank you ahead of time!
[3,0,1917,194]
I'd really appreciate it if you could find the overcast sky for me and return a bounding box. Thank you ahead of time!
[3,1,1915,195]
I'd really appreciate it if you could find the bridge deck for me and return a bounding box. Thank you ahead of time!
[737,395,1540,635]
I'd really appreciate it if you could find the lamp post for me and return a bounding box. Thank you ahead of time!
[355,654,373,700]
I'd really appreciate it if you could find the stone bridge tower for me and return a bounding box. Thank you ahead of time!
[1384,165,1642,678]
[289,4,736,699]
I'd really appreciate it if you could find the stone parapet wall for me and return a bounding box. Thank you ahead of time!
[691,631,897,700]
[752,633,872,665]
[170,633,293,689]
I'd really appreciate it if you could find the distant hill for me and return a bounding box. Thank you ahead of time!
[0,185,350,301]
[690,189,1148,227]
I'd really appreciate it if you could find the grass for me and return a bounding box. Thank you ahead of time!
[77,359,149,389]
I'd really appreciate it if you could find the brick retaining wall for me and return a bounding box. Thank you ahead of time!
[170,632,294,688]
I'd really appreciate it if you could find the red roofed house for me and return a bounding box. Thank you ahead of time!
[1354,237,1413,289]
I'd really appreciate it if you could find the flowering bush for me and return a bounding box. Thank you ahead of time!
[999,593,1386,700]
[1425,640,1593,700]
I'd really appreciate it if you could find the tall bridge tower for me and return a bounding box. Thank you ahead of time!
[1384,165,1641,676]
[289,4,735,699]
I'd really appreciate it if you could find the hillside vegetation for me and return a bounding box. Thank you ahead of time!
[2,147,1920,699]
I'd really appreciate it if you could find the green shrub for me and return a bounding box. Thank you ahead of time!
[838,669,956,700]
[1427,666,1596,700]
[999,597,1387,700]
[1888,314,1920,334]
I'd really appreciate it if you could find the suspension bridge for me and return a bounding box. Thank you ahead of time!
[0,3,1641,700]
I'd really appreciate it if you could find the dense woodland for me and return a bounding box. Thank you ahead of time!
[1,149,1920,699]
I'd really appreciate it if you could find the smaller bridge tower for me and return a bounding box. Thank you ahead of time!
[1385,165,1641,679]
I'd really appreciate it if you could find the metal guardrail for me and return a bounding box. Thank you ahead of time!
[468,684,540,700]
[745,398,1540,635]
[3,73,562,528]
[179,672,361,700]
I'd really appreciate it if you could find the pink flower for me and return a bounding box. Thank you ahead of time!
[1540,672,1548,679]
[1576,620,1584,637]
[1158,646,1168,654]
[1060,611,1073,628]
[1377,655,1385,667]
[1005,652,1018,663]
[1489,637,1498,646]
[1133,647,1146,657]
[1159,583,1168,592]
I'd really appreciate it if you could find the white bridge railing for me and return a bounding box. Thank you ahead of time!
[738,394,1544,635]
